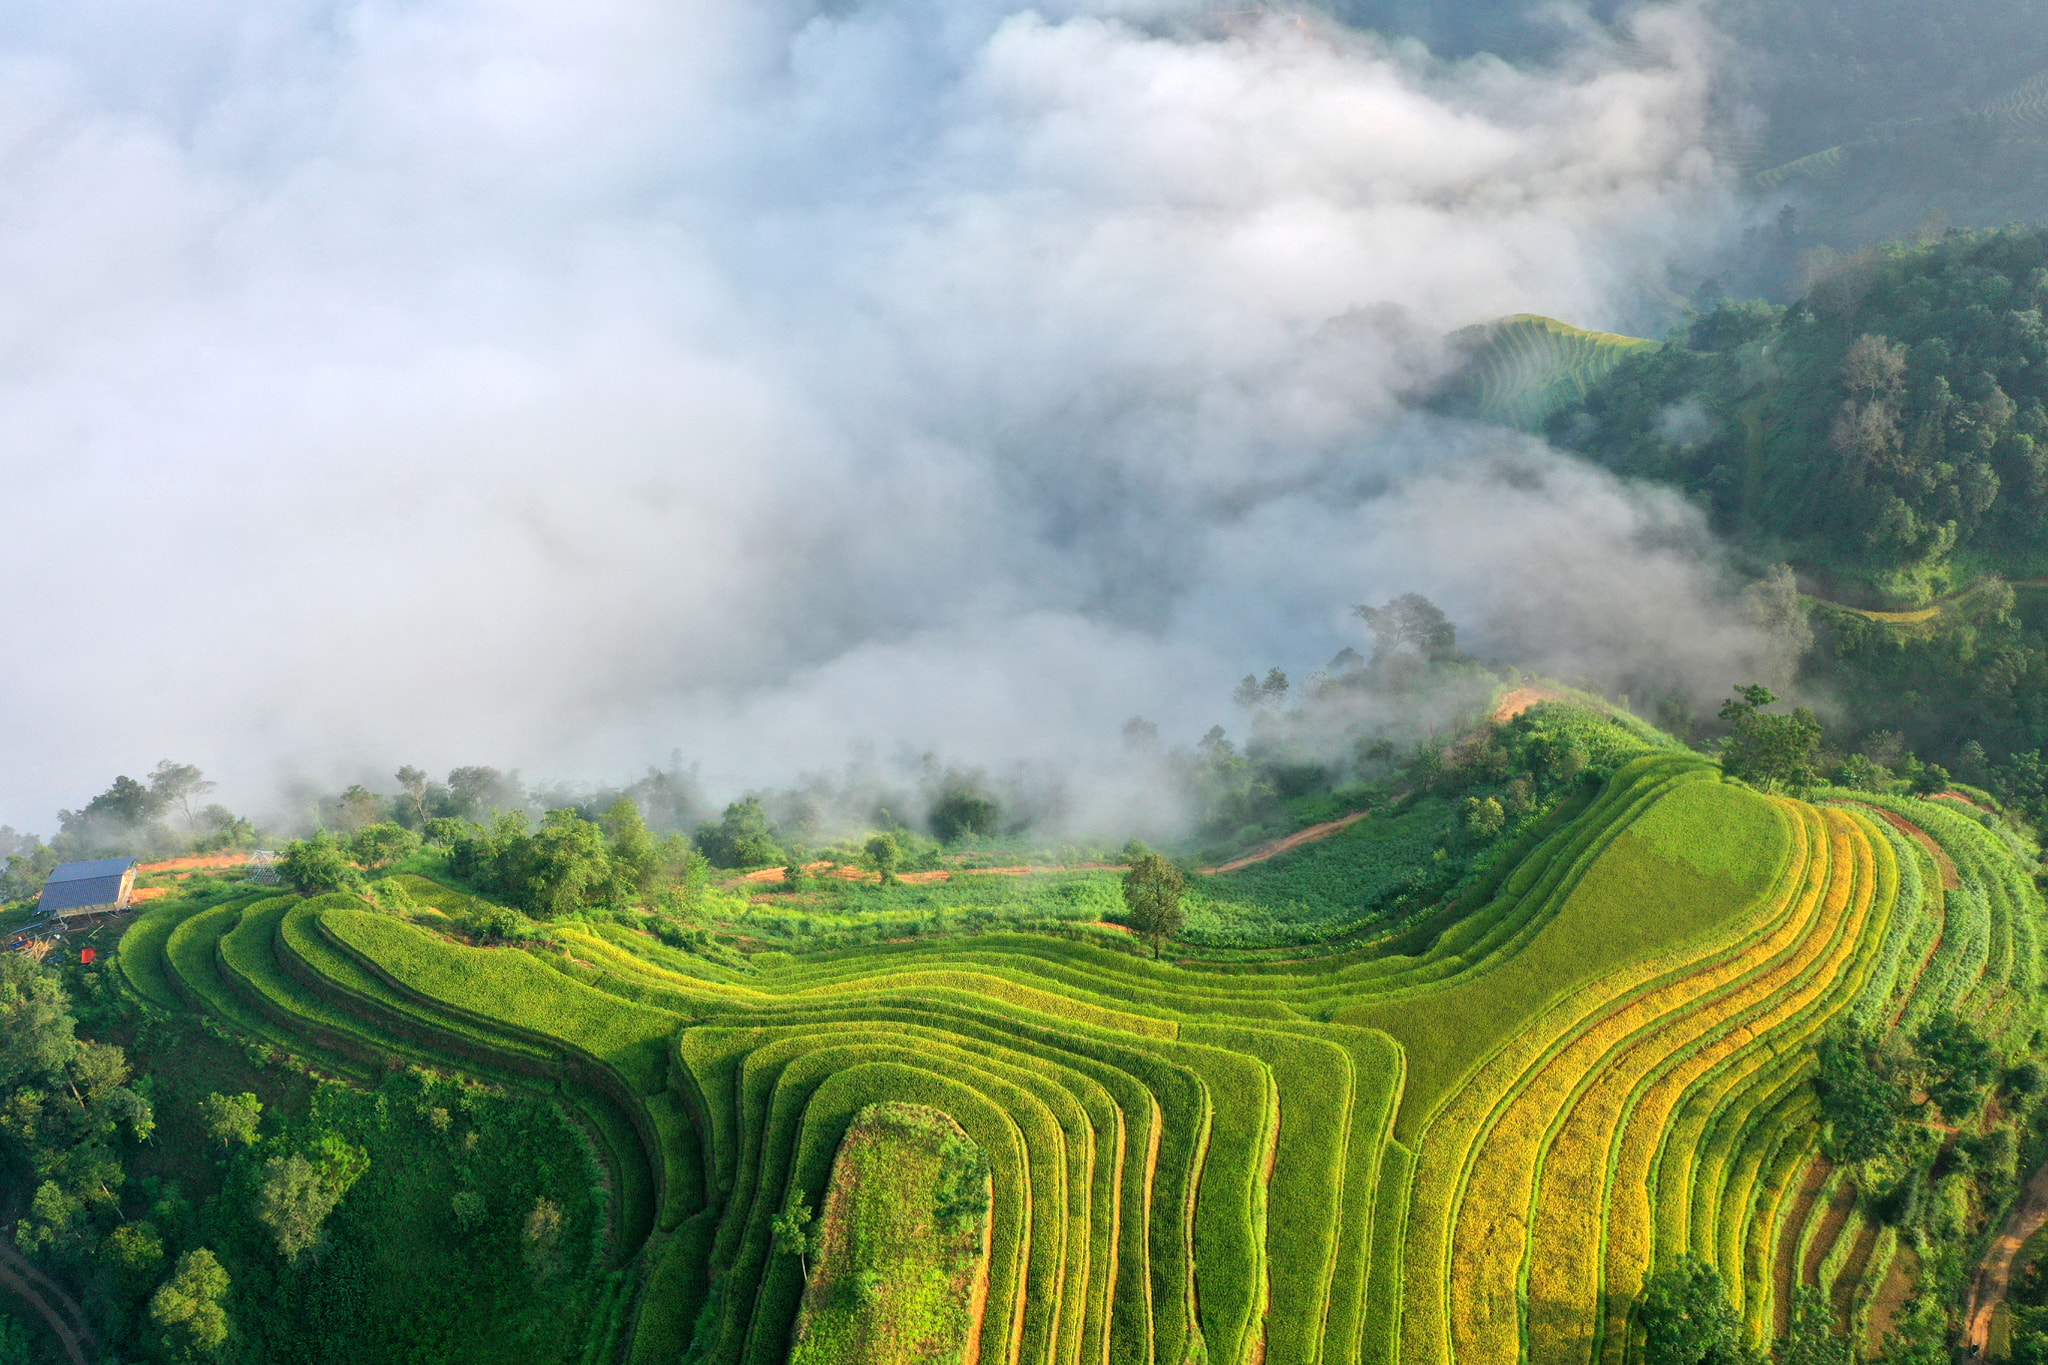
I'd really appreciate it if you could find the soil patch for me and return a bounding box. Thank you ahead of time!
[1831,1223,1877,1325]
[1775,1160,1831,1334]
[1802,1180,1857,1287]
[138,852,251,874]
[1490,686,1565,721]
[1866,1248,1920,1353]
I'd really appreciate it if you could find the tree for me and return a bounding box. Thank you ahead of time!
[277,831,363,895]
[444,766,522,821]
[254,1138,368,1264]
[334,785,384,834]
[1353,593,1457,666]
[1465,796,1506,839]
[147,762,215,827]
[1842,333,1908,400]
[695,797,782,869]
[934,1132,992,1238]
[602,798,659,893]
[1815,1029,1908,1163]
[150,1248,231,1360]
[1122,852,1187,960]
[521,1197,565,1282]
[513,810,616,917]
[1915,1011,1996,1120]
[0,954,78,1086]
[349,822,421,871]
[198,1092,262,1152]
[770,1193,819,1278]
[1717,684,1823,792]
[930,786,1001,842]
[1637,1257,1762,1365]
[863,833,900,886]
[1908,761,1951,796]
[394,767,432,828]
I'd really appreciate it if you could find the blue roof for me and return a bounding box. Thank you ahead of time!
[45,857,136,884]
[38,858,135,915]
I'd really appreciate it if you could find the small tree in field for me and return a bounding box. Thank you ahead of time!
[863,833,900,886]
[771,1193,819,1278]
[1122,852,1186,960]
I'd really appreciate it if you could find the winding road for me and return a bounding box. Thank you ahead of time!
[1967,1158,2048,1352]
[0,1236,93,1365]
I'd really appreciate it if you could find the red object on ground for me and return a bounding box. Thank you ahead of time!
[78,948,95,965]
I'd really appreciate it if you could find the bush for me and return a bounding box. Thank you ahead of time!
[278,832,363,895]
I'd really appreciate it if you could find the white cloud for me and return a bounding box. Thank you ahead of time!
[0,0,1755,829]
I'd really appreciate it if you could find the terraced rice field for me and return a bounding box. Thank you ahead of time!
[1454,314,1656,432]
[110,748,2043,1365]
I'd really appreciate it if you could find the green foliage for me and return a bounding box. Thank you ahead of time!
[1915,1010,1997,1120]
[151,1247,231,1360]
[198,1091,262,1151]
[770,1194,818,1270]
[864,832,901,885]
[932,1132,991,1238]
[1815,1029,1909,1162]
[1637,1257,1763,1365]
[350,822,422,870]
[1464,795,1505,839]
[929,786,1001,843]
[514,811,621,918]
[253,1135,370,1264]
[1121,853,1186,958]
[696,798,783,870]
[278,831,364,895]
[1718,685,1824,792]
[1353,591,1458,666]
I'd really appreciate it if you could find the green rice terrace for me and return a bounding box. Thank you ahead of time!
[1437,314,1657,432]
[95,702,2048,1365]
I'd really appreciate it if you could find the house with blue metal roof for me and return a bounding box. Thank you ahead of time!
[37,857,137,921]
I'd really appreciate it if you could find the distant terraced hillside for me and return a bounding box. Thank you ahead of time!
[1754,65,2048,192]
[1441,314,1657,433]
[113,731,2045,1364]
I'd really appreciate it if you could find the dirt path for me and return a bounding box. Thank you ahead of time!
[1203,811,1373,875]
[0,1238,92,1365]
[1967,1158,2048,1350]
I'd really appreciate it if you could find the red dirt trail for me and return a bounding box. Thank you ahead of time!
[1967,1158,2048,1351]
[1204,812,1373,875]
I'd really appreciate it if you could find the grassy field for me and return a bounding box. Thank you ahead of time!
[104,703,2048,1365]
[787,1102,988,1365]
